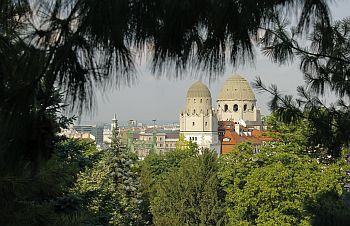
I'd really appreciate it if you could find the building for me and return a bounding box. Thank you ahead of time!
[103,114,121,145]
[73,125,104,145]
[219,121,274,154]
[180,74,269,155]
[137,130,178,154]
[59,127,96,141]
[179,81,221,154]
[217,74,262,129]
[102,115,180,157]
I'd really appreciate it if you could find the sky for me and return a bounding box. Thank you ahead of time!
[79,0,350,125]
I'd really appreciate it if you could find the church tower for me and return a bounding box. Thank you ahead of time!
[216,74,262,129]
[179,81,220,154]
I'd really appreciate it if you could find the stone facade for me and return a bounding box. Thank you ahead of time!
[180,81,220,154]
[180,74,264,155]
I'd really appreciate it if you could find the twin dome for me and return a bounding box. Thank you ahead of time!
[186,74,256,101]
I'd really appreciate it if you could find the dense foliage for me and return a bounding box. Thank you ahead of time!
[219,141,350,225]
[0,138,100,225]
[255,17,350,159]
[74,128,145,225]
[1,116,349,225]
[150,150,226,225]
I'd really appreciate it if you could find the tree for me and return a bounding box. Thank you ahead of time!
[176,134,198,152]
[219,141,350,225]
[151,149,226,225]
[139,139,199,223]
[255,17,350,159]
[0,137,100,225]
[74,125,146,225]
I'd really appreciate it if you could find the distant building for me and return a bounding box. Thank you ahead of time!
[103,114,120,145]
[219,121,275,154]
[59,127,96,141]
[180,74,271,155]
[73,125,104,145]
[179,81,221,154]
[216,75,263,130]
[103,115,179,157]
[138,130,178,152]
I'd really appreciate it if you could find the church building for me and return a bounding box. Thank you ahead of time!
[180,74,266,155]
[179,81,221,154]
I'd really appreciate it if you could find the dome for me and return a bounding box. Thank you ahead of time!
[217,74,256,101]
[186,81,211,98]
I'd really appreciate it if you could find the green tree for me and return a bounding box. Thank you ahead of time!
[255,17,350,159]
[0,137,100,225]
[219,141,350,226]
[139,140,199,223]
[75,126,145,225]
[150,149,226,226]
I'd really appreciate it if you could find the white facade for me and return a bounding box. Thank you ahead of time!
[179,75,264,155]
[180,81,220,154]
[216,75,263,129]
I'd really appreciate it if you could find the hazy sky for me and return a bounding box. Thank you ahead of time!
[80,0,350,125]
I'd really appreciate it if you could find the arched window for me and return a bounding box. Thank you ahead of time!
[251,104,255,111]
[205,122,208,126]
[194,99,196,103]
[200,99,202,103]
[224,104,228,112]
[244,104,247,111]
[233,104,238,112]
[192,122,195,126]
[193,109,196,114]
[207,109,209,115]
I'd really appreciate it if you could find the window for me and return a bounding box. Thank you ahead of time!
[192,122,195,126]
[195,137,197,141]
[194,99,196,103]
[160,137,162,141]
[206,99,208,103]
[207,109,209,114]
[200,99,202,103]
[160,144,162,147]
[224,104,228,112]
[193,109,196,114]
[244,104,247,111]
[251,104,255,111]
[233,104,238,112]
[205,122,208,126]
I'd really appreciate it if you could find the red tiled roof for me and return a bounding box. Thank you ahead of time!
[220,127,277,155]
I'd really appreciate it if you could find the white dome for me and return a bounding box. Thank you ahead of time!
[185,81,212,115]
[218,74,256,101]
[186,81,211,98]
